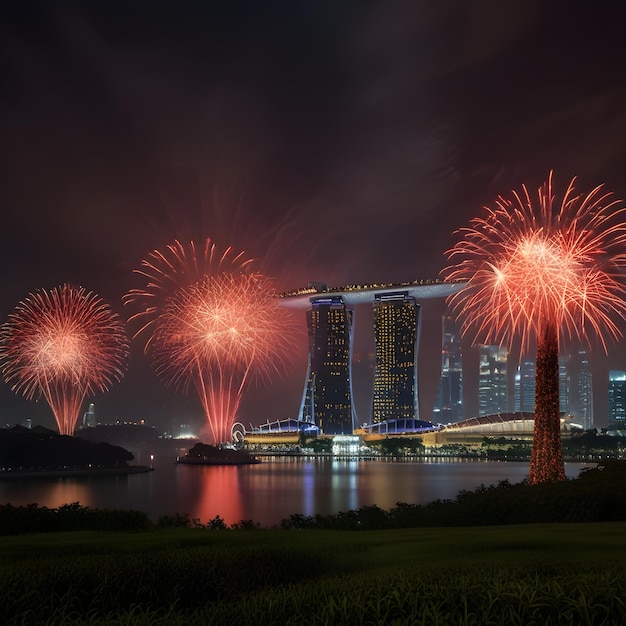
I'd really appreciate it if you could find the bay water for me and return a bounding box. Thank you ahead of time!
[0,454,593,527]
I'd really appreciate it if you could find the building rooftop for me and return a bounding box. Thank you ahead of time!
[279,279,466,309]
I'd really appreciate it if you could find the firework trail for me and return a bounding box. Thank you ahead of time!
[443,172,626,483]
[123,238,254,351]
[125,238,296,443]
[0,285,129,435]
[151,272,296,444]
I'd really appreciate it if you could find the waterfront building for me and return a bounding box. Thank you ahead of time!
[282,280,465,436]
[432,314,463,423]
[570,350,593,430]
[514,360,535,413]
[608,370,626,432]
[478,345,508,416]
[371,292,421,423]
[331,435,361,456]
[299,296,357,435]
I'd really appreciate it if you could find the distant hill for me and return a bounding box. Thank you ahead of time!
[0,426,134,471]
[75,424,198,454]
[76,424,162,448]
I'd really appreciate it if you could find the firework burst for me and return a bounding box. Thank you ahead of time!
[151,272,296,444]
[0,285,129,435]
[123,238,254,351]
[443,172,626,483]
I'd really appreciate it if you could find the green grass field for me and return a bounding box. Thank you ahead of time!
[3,523,626,624]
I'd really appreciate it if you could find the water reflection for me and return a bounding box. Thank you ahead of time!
[37,479,92,509]
[177,465,244,523]
[330,460,359,512]
[0,458,594,527]
[301,461,316,517]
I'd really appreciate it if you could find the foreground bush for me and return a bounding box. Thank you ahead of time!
[0,502,152,535]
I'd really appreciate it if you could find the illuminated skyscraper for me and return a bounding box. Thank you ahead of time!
[514,360,535,413]
[433,314,463,423]
[570,350,593,430]
[478,345,508,416]
[299,296,356,434]
[371,293,421,423]
[82,402,96,428]
[608,370,626,432]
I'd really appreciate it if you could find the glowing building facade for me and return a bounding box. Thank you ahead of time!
[478,345,508,416]
[608,370,626,432]
[371,293,421,423]
[570,350,593,430]
[299,296,357,435]
[433,314,463,423]
[514,360,536,413]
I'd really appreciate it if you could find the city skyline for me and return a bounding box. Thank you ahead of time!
[1,2,626,431]
[1,275,624,434]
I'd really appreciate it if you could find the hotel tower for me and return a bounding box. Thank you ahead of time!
[371,292,421,423]
[299,296,357,435]
[283,281,463,435]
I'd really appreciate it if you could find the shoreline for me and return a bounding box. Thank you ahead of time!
[176,457,261,466]
[248,451,604,463]
[0,465,153,480]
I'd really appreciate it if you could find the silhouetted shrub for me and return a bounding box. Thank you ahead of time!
[0,502,151,535]
[157,513,204,528]
[206,515,228,530]
[230,519,263,530]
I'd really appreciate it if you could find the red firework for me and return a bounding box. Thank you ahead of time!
[151,272,296,444]
[443,172,626,483]
[0,285,129,435]
[123,238,254,351]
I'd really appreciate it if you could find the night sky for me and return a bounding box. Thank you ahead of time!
[1,1,626,432]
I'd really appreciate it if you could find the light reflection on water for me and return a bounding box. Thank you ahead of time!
[0,456,593,527]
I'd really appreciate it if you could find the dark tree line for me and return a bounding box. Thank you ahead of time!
[0,426,134,470]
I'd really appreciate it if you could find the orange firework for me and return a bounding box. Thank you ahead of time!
[151,272,296,444]
[443,172,626,483]
[0,285,129,435]
[123,238,254,351]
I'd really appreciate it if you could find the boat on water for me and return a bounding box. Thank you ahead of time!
[176,443,260,466]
